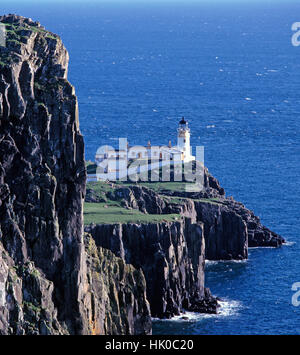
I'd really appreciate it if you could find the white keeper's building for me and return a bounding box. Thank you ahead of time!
[89,117,195,181]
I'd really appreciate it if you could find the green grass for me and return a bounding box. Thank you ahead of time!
[86,181,118,195]
[161,195,222,205]
[194,198,223,205]
[6,39,21,45]
[132,181,199,193]
[84,180,218,225]
[84,202,180,225]
[86,180,201,202]
[161,195,187,205]
[0,21,59,69]
[1,22,58,43]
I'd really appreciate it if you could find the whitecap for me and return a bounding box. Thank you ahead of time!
[217,300,242,317]
[283,241,296,247]
[248,246,278,249]
[205,259,247,265]
[152,299,242,323]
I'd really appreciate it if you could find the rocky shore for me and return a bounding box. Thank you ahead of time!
[0,15,284,335]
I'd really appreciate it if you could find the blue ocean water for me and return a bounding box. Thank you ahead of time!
[3,0,300,334]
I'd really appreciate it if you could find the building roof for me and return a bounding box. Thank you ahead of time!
[179,117,187,125]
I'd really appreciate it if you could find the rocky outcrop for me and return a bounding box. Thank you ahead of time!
[114,185,168,214]
[85,218,218,319]
[84,234,151,335]
[220,198,283,247]
[162,170,285,249]
[0,14,86,334]
[86,177,283,261]
[193,201,248,260]
[0,15,151,335]
[0,243,67,335]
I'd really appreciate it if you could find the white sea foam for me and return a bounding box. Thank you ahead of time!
[249,240,296,249]
[218,300,241,317]
[205,259,247,265]
[283,241,296,247]
[152,299,242,323]
[248,246,277,249]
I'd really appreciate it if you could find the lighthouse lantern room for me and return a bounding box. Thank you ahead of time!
[177,117,193,161]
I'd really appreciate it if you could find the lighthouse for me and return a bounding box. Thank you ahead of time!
[177,117,194,162]
[91,115,195,181]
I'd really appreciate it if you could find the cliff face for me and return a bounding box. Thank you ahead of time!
[0,15,151,335]
[97,185,249,260]
[83,167,284,320]
[193,201,248,260]
[0,14,85,334]
[100,168,283,261]
[84,234,151,334]
[85,218,218,319]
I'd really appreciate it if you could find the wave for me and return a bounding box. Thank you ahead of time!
[248,246,279,249]
[205,259,247,265]
[152,299,242,323]
[249,240,296,249]
[283,241,296,247]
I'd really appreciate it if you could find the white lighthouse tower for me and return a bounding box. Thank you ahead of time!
[177,117,195,162]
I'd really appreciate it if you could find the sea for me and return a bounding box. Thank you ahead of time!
[3,0,300,335]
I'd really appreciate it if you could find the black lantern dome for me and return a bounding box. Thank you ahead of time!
[179,117,187,125]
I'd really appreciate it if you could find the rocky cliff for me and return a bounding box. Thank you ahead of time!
[84,234,151,334]
[0,14,284,335]
[85,218,218,319]
[0,15,151,335]
[84,168,284,320]
[94,165,284,260]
